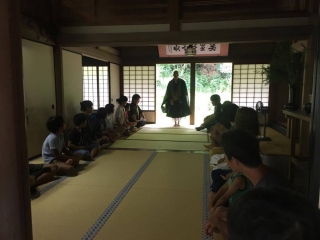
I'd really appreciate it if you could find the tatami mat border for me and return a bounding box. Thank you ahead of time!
[202,154,211,240]
[131,132,207,135]
[110,147,208,154]
[124,139,208,143]
[81,151,158,240]
[31,175,68,200]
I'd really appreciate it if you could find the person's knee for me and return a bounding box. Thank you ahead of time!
[64,164,75,173]
[51,165,58,175]
[208,191,215,200]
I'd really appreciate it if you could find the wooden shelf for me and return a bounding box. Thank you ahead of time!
[282,109,311,122]
[282,109,311,182]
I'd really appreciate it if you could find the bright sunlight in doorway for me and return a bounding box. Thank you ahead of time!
[156,63,232,126]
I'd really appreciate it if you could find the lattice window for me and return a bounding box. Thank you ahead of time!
[232,64,269,108]
[83,66,109,109]
[123,66,155,111]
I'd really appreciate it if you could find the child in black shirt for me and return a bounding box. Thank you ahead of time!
[68,113,100,161]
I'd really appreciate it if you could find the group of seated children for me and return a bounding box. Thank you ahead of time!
[29,93,147,195]
[199,94,320,239]
[205,128,320,240]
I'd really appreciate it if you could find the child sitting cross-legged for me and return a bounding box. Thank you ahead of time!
[42,116,82,174]
[124,103,137,133]
[208,155,252,212]
[68,113,100,161]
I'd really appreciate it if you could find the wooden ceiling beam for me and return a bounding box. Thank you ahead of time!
[180,11,309,22]
[112,3,167,10]
[168,0,180,31]
[183,1,277,9]
[183,0,275,5]
[58,25,312,47]
[51,0,62,25]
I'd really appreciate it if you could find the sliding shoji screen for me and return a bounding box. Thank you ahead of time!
[123,66,156,111]
[83,66,109,109]
[232,64,270,108]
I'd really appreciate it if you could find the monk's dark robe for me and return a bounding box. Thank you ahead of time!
[161,78,191,118]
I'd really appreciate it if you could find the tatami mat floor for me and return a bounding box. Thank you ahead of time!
[31,125,290,240]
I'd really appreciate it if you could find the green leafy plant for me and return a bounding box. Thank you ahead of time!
[259,41,305,86]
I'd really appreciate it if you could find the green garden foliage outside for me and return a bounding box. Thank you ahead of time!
[156,63,232,125]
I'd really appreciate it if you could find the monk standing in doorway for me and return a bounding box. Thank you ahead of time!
[161,70,191,126]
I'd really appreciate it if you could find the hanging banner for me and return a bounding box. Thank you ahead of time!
[158,43,229,57]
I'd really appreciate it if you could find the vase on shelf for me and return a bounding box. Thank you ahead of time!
[284,84,299,111]
[303,103,312,114]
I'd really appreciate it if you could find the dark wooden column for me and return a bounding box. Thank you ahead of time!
[53,46,64,117]
[190,62,195,125]
[299,0,320,158]
[308,4,320,205]
[0,0,33,239]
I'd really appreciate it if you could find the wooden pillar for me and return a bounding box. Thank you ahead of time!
[119,65,124,95]
[0,0,33,240]
[298,10,319,157]
[190,62,195,125]
[53,46,64,117]
[297,37,313,157]
[309,0,320,13]
[308,3,320,205]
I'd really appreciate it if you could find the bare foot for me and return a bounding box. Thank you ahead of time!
[85,156,95,161]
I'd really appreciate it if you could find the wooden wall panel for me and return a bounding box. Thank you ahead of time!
[62,50,83,129]
[22,39,57,158]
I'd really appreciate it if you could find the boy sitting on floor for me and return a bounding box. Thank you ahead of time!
[195,94,222,131]
[42,115,82,174]
[125,103,137,133]
[68,113,100,161]
[208,168,251,211]
[205,129,291,239]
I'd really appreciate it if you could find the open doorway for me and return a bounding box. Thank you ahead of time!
[194,63,232,126]
[155,63,232,126]
[156,63,190,126]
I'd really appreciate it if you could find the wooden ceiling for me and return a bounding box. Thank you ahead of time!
[21,0,311,27]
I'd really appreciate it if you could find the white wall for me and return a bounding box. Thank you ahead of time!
[110,63,120,105]
[22,39,56,158]
[62,50,83,129]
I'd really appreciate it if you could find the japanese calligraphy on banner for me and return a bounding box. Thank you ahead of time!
[166,44,220,55]
[158,44,229,57]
